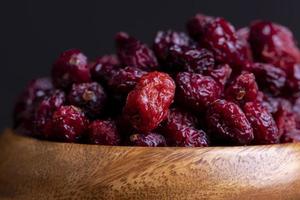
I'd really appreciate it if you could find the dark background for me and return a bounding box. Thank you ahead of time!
[1,0,300,131]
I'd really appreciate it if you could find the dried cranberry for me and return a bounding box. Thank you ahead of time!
[13,78,53,135]
[249,63,286,95]
[165,108,199,128]
[88,120,121,145]
[236,27,253,61]
[129,133,167,147]
[123,72,175,132]
[176,72,221,112]
[281,130,300,143]
[34,90,66,139]
[293,97,300,129]
[206,99,254,145]
[52,106,89,142]
[243,102,279,144]
[186,13,213,42]
[249,21,300,69]
[204,64,232,87]
[225,71,258,105]
[107,66,147,95]
[153,30,190,64]
[68,82,107,118]
[286,64,300,95]
[274,106,297,138]
[52,49,91,89]
[168,46,215,73]
[90,54,119,83]
[115,32,158,71]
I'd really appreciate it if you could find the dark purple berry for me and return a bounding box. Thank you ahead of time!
[115,32,158,71]
[68,82,107,118]
[286,64,300,95]
[129,133,167,147]
[186,13,213,42]
[88,120,121,145]
[90,55,119,83]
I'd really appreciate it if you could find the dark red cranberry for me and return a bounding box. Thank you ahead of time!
[90,54,119,83]
[225,71,258,105]
[165,108,199,128]
[206,99,254,145]
[115,32,158,71]
[243,102,279,144]
[286,64,300,95]
[34,90,66,139]
[153,30,190,64]
[13,78,53,135]
[204,64,232,87]
[186,13,214,42]
[51,106,89,142]
[274,105,297,138]
[281,129,300,143]
[249,21,300,69]
[236,27,253,61]
[176,72,221,112]
[107,66,147,95]
[129,133,167,147]
[293,97,300,129]
[123,72,175,133]
[68,82,107,118]
[88,120,121,145]
[249,63,286,95]
[168,46,215,73]
[52,49,91,89]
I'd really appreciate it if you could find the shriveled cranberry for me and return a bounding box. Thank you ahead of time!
[13,78,53,135]
[176,72,221,112]
[286,64,300,95]
[168,46,215,73]
[281,130,300,143]
[153,30,190,64]
[68,82,107,118]
[225,71,258,105]
[204,64,232,87]
[90,54,119,83]
[34,90,66,139]
[293,97,300,129]
[88,120,120,145]
[249,63,286,95]
[52,106,89,142]
[243,102,279,144]
[274,105,297,138]
[206,99,254,145]
[52,49,91,89]
[123,72,175,132]
[249,21,300,69]
[236,27,253,61]
[186,13,213,42]
[129,133,167,147]
[115,32,158,71]
[165,108,199,128]
[107,66,147,95]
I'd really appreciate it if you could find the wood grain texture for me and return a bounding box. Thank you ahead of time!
[0,129,300,200]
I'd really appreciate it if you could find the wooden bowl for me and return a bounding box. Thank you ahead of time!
[0,129,300,200]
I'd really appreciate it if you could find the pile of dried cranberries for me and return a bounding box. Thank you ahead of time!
[13,13,300,147]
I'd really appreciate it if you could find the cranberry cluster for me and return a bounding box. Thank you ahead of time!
[13,13,300,146]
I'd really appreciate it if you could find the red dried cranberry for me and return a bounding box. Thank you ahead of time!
[236,27,253,61]
[52,49,91,89]
[115,32,158,71]
[225,71,258,105]
[88,120,121,145]
[34,90,66,139]
[168,46,215,73]
[176,72,221,112]
[204,64,232,87]
[274,105,297,138]
[107,66,147,95]
[249,21,300,69]
[206,99,254,145]
[123,72,175,132]
[293,97,300,129]
[90,54,119,83]
[281,130,300,143]
[13,78,53,135]
[153,30,190,64]
[186,13,214,42]
[68,82,107,118]
[52,106,89,142]
[129,133,167,147]
[286,64,300,95]
[249,63,286,95]
[165,108,199,128]
[243,102,279,144]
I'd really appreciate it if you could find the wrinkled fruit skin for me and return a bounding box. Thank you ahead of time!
[90,55,119,83]
[243,102,279,144]
[204,64,232,87]
[206,99,254,145]
[68,82,107,118]
[51,106,89,142]
[123,72,175,133]
[286,64,300,94]
[129,133,167,147]
[186,14,213,42]
[88,120,121,145]
[176,72,221,112]
[14,78,53,135]
[225,71,258,105]
[116,32,158,71]
[153,30,190,64]
[34,90,66,139]
[249,21,300,69]
[52,49,91,89]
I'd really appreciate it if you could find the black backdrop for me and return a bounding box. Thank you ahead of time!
[1,0,300,130]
